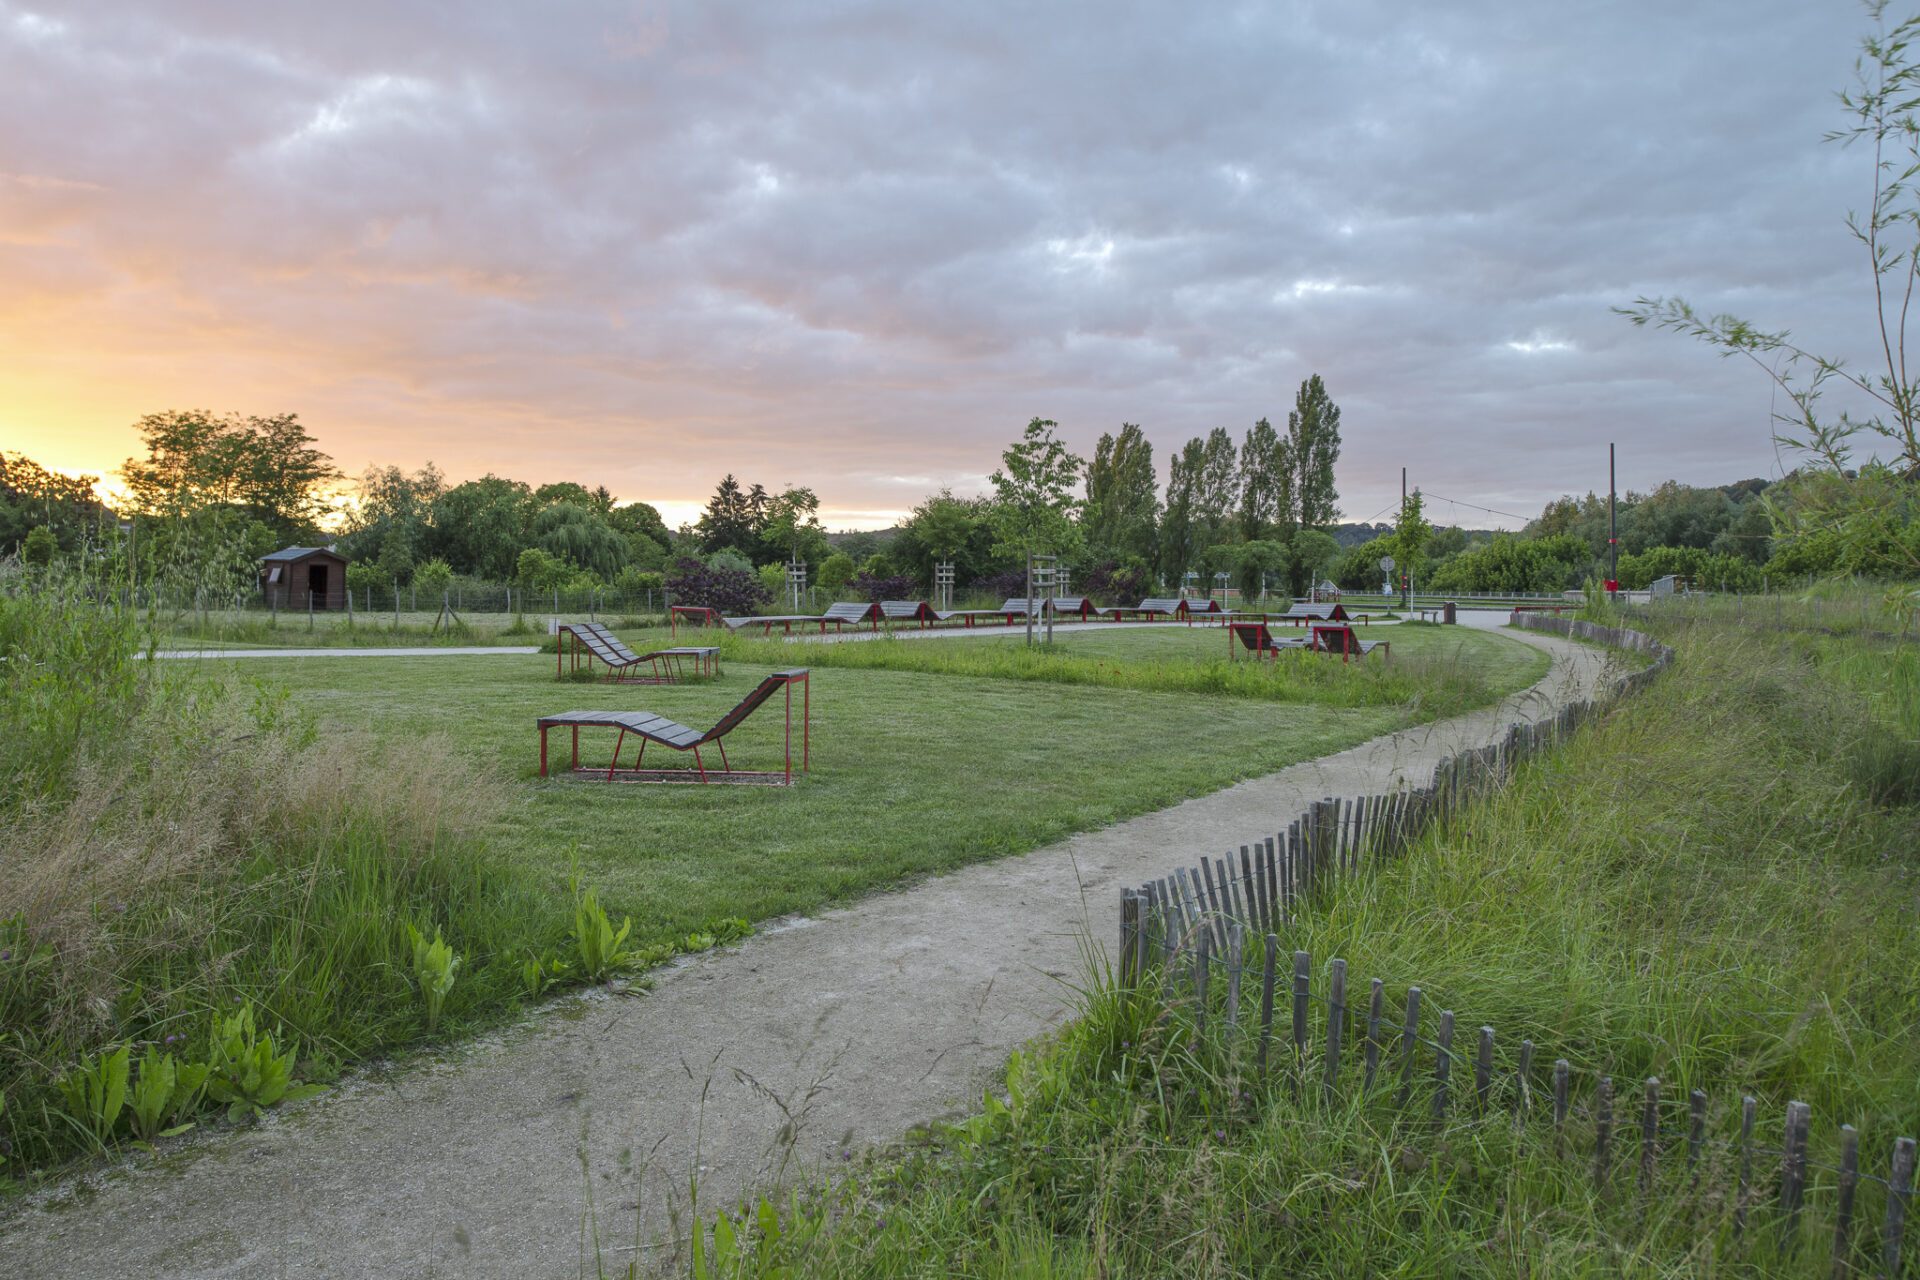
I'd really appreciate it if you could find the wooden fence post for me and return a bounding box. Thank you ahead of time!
[1120,891,1140,988]
[1433,1011,1456,1121]
[1257,934,1278,1075]
[1553,1060,1570,1156]
[1687,1089,1707,1183]
[1291,951,1311,1092]
[1513,1040,1535,1127]
[1475,1026,1495,1114]
[1833,1123,1859,1276]
[1362,979,1384,1093]
[1781,1100,1811,1251]
[1323,958,1346,1104]
[1640,1077,1660,1202]
[1735,1095,1757,1245]
[1397,986,1423,1107]
[1225,921,1243,1033]
[1193,928,1211,1053]
[1884,1135,1916,1277]
[1595,1076,1614,1194]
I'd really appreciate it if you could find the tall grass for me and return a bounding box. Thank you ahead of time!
[720,630,1507,718]
[2,582,592,1175]
[666,595,1920,1276]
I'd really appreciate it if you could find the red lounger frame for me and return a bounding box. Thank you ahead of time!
[556,622,720,684]
[537,668,811,785]
[1307,624,1388,663]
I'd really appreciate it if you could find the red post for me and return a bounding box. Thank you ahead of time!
[539,725,549,777]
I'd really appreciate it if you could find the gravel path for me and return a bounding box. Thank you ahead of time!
[0,619,1608,1280]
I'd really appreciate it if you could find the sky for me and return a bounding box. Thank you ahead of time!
[0,0,1889,531]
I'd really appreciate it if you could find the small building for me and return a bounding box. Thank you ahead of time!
[260,545,347,610]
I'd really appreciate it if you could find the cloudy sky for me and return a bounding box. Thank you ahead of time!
[0,1,1884,529]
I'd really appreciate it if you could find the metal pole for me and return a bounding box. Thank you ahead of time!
[1608,442,1618,600]
[1025,551,1035,647]
[1401,466,1410,610]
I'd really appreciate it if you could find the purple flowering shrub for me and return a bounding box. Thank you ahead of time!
[666,557,773,615]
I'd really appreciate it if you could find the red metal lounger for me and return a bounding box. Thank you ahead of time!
[1307,624,1388,663]
[1228,621,1307,662]
[537,668,811,784]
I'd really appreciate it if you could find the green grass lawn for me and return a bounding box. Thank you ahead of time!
[715,593,1920,1277]
[247,624,1545,944]
[1,596,1546,1178]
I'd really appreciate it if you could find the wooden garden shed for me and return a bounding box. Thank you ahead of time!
[259,545,347,610]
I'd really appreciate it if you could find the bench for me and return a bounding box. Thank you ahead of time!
[556,622,720,684]
[936,600,1029,627]
[1307,623,1389,663]
[1228,621,1307,662]
[537,668,810,784]
[1112,597,1187,622]
[880,600,938,627]
[1278,602,1353,625]
[669,604,724,635]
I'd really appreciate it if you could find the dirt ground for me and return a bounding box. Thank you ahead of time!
[0,618,1610,1280]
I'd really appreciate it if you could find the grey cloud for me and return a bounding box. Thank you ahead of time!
[0,0,1887,524]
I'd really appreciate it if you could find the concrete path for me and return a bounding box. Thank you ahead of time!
[154,646,542,659]
[1,620,1610,1280]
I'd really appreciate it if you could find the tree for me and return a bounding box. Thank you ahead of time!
[1159,439,1202,586]
[989,418,1085,561]
[121,410,340,539]
[759,486,829,567]
[608,501,673,562]
[1286,527,1342,597]
[1,452,110,557]
[696,475,759,558]
[989,418,1084,638]
[817,551,856,596]
[1237,418,1284,541]
[1284,375,1342,529]
[895,489,995,588]
[532,503,627,579]
[1192,428,1240,555]
[428,476,532,580]
[1620,2,1920,574]
[1389,489,1433,604]
[21,525,56,568]
[1084,424,1158,563]
[342,463,442,575]
[514,547,570,593]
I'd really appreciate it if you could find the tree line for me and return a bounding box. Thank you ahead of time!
[5,386,1913,610]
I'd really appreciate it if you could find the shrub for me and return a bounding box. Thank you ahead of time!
[847,570,916,602]
[666,556,771,615]
[817,552,856,596]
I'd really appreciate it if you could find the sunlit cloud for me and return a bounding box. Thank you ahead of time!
[0,0,1872,528]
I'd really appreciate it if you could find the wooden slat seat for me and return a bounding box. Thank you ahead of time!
[1307,623,1388,663]
[1229,621,1307,661]
[537,668,811,783]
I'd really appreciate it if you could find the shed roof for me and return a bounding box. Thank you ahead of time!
[259,545,341,563]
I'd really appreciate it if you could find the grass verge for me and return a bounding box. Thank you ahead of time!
[678,593,1920,1276]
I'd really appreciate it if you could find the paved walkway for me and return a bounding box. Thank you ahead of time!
[1,619,1608,1280]
[154,646,542,659]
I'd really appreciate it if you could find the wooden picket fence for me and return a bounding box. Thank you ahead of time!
[1110,615,1918,1273]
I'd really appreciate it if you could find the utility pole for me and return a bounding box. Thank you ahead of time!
[1607,443,1618,600]
[1400,466,1410,609]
